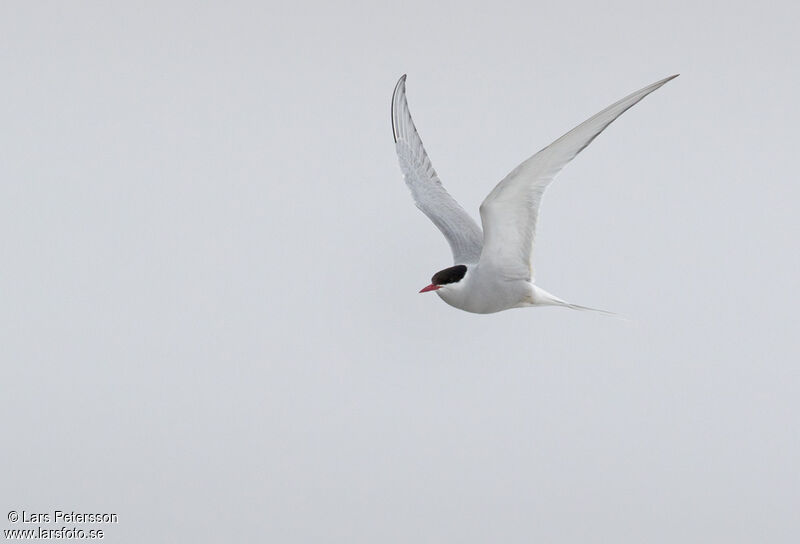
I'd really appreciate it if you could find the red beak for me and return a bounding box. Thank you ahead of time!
[419,283,441,293]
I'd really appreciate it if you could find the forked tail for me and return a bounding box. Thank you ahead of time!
[560,302,618,316]
[529,285,620,317]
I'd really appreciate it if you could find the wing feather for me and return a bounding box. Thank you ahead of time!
[478,74,678,280]
[392,75,483,264]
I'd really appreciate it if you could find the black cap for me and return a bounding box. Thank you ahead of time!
[431,265,467,286]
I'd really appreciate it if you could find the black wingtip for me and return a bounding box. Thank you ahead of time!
[391,74,407,143]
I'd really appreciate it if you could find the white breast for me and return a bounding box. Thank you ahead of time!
[436,266,533,314]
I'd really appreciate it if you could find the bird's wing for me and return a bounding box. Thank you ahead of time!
[392,75,483,265]
[478,74,678,280]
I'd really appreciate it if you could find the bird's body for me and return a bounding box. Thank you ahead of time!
[391,74,676,314]
[434,265,531,314]
[431,263,589,314]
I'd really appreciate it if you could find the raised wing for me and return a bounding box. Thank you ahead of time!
[392,75,483,264]
[478,74,678,280]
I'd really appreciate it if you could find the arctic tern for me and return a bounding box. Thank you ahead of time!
[391,74,677,314]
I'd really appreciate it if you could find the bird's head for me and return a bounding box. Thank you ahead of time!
[419,264,468,294]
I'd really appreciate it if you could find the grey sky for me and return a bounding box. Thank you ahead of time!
[1,1,798,542]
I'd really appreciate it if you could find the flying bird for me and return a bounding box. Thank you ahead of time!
[391,74,677,314]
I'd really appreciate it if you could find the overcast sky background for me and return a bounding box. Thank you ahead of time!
[1,1,798,542]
